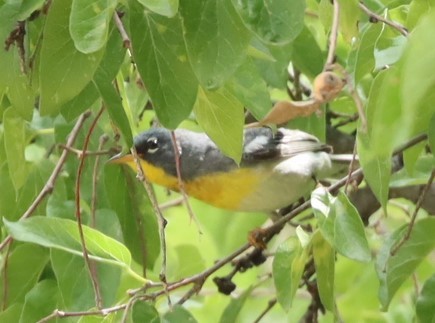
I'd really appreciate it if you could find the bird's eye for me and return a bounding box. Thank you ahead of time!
[146,137,159,153]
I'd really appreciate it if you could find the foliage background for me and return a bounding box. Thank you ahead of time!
[1,0,435,322]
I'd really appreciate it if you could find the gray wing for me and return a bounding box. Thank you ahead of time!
[242,127,331,162]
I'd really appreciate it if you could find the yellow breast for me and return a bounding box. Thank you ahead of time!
[124,158,265,210]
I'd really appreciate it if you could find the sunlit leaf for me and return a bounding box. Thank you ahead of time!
[4,216,132,268]
[70,0,117,53]
[137,0,179,17]
[194,86,244,162]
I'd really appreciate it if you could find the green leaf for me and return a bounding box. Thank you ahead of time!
[104,165,160,269]
[227,59,271,120]
[312,189,371,262]
[233,0,305,45]
[416,274,435,323]
[219,286,254,323]
[93,72,133,147]
[292,26,324,78]
[400,10,435,137]
[51,249,121,310]
[337,0,361,42]
[19,280,59,323]
[39,0,104,115]
[180,0,251,90]
[137,0,179,17]
[272,237,308,311]
[0,304,23,323]
[428,114,435,155]
[194,86,244,162]
[3,107,29,191]
[312,231,335,312]
[376,217,435,310]
[70,0,117,53]
[129,1,198,128]
[1,244,49,306]
[357,68,403,208]
[3,216,137,276]
[163,305,197,322]
[333,192,371,263]
[61,25,126,121]
[350,23,383,84]
[132,302,161,323]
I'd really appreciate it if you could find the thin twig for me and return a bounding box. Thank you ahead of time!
[1,243,11,310]
[253,298,277,323]
[130,147,171,305]
[170,131,202,233]
[91,135,109,227]
[358,1,408,37]
[159,197,184,211]
[324,0,340,70]
[390,169,435,255]
[75,107,105,309]
[348,76,368,132]
[0,111,92,252]
[58,144,115,157]
[113,11,131,48]
[344,143,359,194]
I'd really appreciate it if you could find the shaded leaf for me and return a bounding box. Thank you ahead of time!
[227,59,271,120]
[2,244,49,306]
[70,0,117,53]
[180,0,251,90]
[132,302,161,323]
[3,107,28,191]
[163,305,197,322]
[292,26,324,78]
[61,25,126,121]
[312,231,335,312]
[416,274,435,323]
[233,0,305,45]
[129,1,198,128]
[39,0,104,115]
[272,237,308,311]
[194,86,244,162]
[219,286,254,323]
[103,165,160,269]
[376,217,435,310]
[19,280,59,323]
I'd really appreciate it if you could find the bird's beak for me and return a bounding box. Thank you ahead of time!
[108,152,134,164]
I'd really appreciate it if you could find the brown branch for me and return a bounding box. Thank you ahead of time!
[358,1,408,37]
[58,144,115,157]
[253,298,277,323]
[129,147,170,303]
[75,107,105,309]
[0,111,92,252]
[170,131,202,233]
[391,169,435,255]
[324,0,340,70]
[91,135,109,227]
[113,11,131,49]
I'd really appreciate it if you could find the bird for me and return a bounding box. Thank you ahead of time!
[110,127,333,212]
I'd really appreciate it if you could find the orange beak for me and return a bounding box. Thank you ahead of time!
[108,153,134,165]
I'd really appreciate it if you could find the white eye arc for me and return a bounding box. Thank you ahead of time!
[146,136,159,154]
